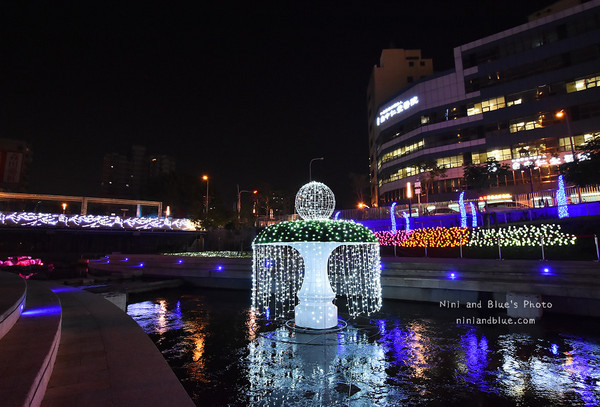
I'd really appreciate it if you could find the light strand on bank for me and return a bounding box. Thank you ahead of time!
[375,224,575,248]
[0,211,195,231]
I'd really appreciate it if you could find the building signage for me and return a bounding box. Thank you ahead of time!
[510,152,588,170]
[376,96,419,126]
[479,194,512,201]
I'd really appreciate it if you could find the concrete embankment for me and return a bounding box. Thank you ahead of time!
[89,253,600,318]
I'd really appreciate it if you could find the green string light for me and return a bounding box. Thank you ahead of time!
[254,220,378,244]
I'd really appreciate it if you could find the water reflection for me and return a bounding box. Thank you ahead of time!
[244,321,395,406]
[127,289,600,407]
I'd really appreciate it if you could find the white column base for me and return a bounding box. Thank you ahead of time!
[289,242,341,330]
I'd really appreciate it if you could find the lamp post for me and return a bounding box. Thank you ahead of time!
[519,148,535,195]
[309,157,324,181]
[237,185,258,221]
[202,175,209,218]
[556,109,583,203]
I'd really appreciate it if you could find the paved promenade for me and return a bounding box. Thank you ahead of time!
[0,271,195,407]
[42,284,195,407]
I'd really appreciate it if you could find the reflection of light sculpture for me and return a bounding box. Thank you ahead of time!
[252,182,382,330]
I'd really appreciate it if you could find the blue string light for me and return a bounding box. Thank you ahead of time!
[469,201,477,228]
[557,175,569,219]
[390,202,397,233]
[459,192,467,228]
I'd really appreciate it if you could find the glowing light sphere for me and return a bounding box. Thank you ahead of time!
[295,181,335,220]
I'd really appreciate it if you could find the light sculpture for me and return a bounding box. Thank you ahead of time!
[469,202,478,228]
[252,182,382,330]
[557,175,570,219]
[390,202,397,233]
[459,192,467,228]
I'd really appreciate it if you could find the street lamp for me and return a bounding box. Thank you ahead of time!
[518,148,535,195]
[61,202,67,214]
[556,109,576,159]
[555,109,582,203]
[237,185,258,220]
[202,175,209,218]
[309,157,324,181]
[357,202,370,209]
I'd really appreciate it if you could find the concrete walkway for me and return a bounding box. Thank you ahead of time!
[41,283,194,407]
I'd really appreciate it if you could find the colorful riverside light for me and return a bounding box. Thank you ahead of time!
[252,182,382,330]
[467,224,576,247]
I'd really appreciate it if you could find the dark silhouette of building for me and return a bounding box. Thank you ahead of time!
[101,145,175,198]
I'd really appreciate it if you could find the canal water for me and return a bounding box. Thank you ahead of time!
[126,287,600,406]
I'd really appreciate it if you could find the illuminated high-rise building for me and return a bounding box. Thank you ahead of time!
[370,0,600,206]
[367,49,434,206]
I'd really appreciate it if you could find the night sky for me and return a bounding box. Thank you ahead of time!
[1,1,556,208]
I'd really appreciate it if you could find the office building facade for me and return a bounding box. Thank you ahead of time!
[370,0,600,206]
[367,49,434,204]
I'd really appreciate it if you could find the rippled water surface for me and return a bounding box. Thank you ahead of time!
[126,288,600,406]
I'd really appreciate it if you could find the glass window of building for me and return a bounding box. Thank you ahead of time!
[566,74,600,93]
[436,155,463,169]
[486,148,512,161]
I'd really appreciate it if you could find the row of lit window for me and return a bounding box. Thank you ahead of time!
[466,96,507,116]
[379,155,463,186]
[509,117,546,133]
[566,73,600,93]
[559,132,600,150]
[378,139,425,168]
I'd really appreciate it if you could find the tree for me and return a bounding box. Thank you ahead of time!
[348,172,369,205]
[463,158,510,191]
[417,159,447,201]
[559,137,600,187]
